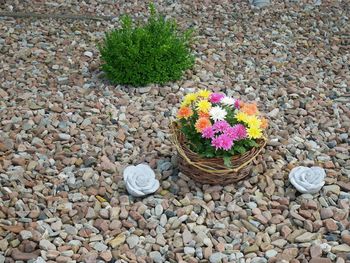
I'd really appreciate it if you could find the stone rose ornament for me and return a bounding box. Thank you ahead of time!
[123,164,159,197]
[289,166,326,194]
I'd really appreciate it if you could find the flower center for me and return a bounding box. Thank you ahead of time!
[136,175,149,187]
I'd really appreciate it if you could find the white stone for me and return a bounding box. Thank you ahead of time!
[289,166,325,194]
[123,164,159,197]
[252,0,270,7]
[84,51,93,58]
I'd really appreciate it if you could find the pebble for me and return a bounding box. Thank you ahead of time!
[149,251,163,263]
[209,252,225,263]
[0,2,349,263]
[19,230,33,240]
[58,133,71,141]
[295,232,318,243]
[265,249,278,258]
[92,242,108,252]
[84,51,93,57]
[39,240,56,251]
[126,235,139,249]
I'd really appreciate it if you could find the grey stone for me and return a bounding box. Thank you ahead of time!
[210,252,226,263]
[39,240,56,251]
[155,204,163,217]
[20,230,33,240]
[92,242,108,252]
[184,247,195,255]
[149,251,163,263]
[126,235,139,249]
[252,0,270,7]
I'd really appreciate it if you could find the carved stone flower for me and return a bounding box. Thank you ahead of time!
[123,164,159,197]
[289,166,326,194]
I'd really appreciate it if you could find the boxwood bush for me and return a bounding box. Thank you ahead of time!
[99,5,194,87]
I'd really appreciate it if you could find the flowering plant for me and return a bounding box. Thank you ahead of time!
[176,89,268,167]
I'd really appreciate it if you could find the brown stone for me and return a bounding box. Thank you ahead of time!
[56,256,71,263]
[129,210,143,221]
[11,248,40,261]
[22,240,37,253]
[100,250,113,261]
[203,247,212,259]
[306,200,318,210]
[337,181,350,191]
[216,243,225,252]
[47,250,60,259]
[109,220,122,230]
[320,208,334,219]
[310,245,322,258]
[78,228,92,238]
[12,157,27,166]
[2,225,24,234]
[309,258,331,263]
[278,248,298,261]
[342,234,350,246]
[298,209,312,219]
[324,219,338,232]
[117,130,126,142]
[93,219,109,232]
[324,161,335,169]
[255,214,269,224]
[280,225,292,238]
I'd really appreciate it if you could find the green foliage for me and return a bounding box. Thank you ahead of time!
[98,4,195,87]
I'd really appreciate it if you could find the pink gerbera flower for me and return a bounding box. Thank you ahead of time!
[202,127,215,139]
[211,134,234,151]
[234,99,241,109]
[234,124,247,139]
[209,93,225,104]
[225,124,247,141]
[212,120,230,132]
[225,127,239,141]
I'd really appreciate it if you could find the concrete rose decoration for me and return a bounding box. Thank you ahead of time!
[123,164,159,197]
[289,166,326,194]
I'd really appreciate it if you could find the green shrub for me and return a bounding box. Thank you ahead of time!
[98,4,195,87]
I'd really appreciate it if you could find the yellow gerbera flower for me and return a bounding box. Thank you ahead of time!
[184,93,197,102]
[197,89,212,99]
[246,116,262,128]
[235,111,249,123]
[247,126,263,139]
[196,100,212,113]
[181,93,197,106]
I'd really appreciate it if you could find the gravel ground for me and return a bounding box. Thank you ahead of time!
[0,0,349,263]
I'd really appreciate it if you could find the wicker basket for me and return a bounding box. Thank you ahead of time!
[171,122,266,185]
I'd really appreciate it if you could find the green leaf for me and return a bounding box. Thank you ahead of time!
[223,156,232,168]
[235,146,246,154]
[248,140,259,147]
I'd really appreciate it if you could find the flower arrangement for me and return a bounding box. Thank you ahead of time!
[176,89,268,167]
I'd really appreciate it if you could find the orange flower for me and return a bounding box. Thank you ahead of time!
[195,117,211,132]
[260,118,268,129]
[177,106,193,119]
[241,103,258,116]
[198,111,210,118]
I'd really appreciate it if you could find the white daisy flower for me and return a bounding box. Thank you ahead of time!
[221,96,236,106]
[209,106,227,122]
